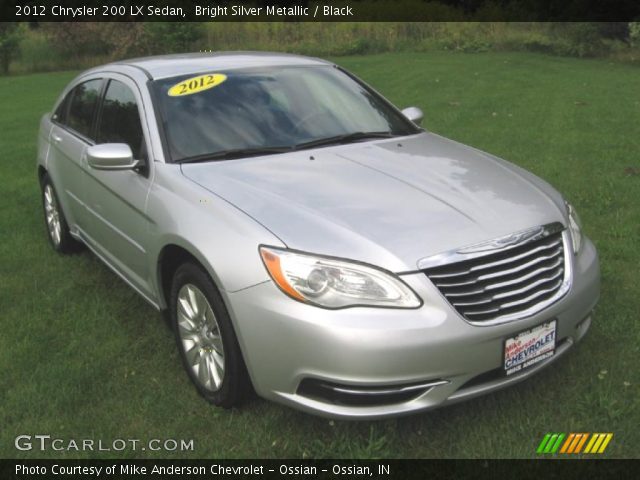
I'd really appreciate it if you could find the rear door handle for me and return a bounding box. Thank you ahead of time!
[52,134,62,144]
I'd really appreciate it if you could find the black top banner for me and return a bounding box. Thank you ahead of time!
[2,459,638,480]
[3,0,640,22]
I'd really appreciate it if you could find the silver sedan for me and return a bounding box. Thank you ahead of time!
[37,52,600,419]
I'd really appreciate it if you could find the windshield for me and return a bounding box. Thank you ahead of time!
[152,65,420,163]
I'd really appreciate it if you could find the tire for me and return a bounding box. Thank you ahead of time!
[41,173,81,254]
[170,262,251,408]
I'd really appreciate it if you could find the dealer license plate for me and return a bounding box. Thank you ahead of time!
[504,320,556,376]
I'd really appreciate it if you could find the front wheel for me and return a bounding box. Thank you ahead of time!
[170,262,251,408]
[41,173,81,253]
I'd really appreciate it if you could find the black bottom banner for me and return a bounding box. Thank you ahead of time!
[1,459,637,480]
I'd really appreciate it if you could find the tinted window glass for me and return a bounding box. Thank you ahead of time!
[67,79,102,139]
[97,80,145,160]
[153,66,419,162]
[53,92,71,125]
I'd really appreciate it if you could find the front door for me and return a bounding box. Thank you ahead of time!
[82,76,155,301]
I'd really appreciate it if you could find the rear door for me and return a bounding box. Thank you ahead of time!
[82,74,155,300]
[47,77,103,232]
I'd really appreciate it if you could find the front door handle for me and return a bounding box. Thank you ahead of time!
[52,134,62,144]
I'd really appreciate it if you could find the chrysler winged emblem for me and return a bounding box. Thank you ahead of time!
[456,226,547,254]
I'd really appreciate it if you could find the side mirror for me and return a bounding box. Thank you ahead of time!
[401,106,424,126]
[86,144,138,171]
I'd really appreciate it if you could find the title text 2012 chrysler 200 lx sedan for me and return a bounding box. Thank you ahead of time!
[37,53,600,419]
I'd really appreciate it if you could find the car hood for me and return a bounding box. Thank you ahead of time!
[181,132,567,272]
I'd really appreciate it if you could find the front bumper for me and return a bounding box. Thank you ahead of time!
[224,238,600,419]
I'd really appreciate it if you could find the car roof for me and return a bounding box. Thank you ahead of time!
[107,51,333,80]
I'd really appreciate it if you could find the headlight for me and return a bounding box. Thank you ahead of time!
[259,246,422,309]
[565,201,582,254]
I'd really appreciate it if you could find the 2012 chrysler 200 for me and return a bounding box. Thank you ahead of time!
[37,53,600,419]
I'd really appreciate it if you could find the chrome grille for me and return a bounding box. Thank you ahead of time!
[423,227,569,324]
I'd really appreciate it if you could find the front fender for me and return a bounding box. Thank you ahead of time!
[147,164,285,307]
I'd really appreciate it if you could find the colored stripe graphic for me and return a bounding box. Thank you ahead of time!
[568,433,582,453]
[569,433,588,453]
[550,433,565,453]
[584,433,614,454]
[560,433,575,453]
[537,433,565,454]
[574,433,589,453]
[536,434,552,454]
[584,434,598,453]
[539,433,613,455]
[544,434,559,453]
[597,434,614,453]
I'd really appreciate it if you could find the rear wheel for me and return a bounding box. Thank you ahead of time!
[41,174,80,253]
[170,262,250,407]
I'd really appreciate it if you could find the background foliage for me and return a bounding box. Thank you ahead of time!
[0,22,20,74]
[1,51,638,458]
[2,22,640,75]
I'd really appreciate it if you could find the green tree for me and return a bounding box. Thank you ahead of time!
[144,23,204,54]
[0,23,21,74]
[630,22,640,47]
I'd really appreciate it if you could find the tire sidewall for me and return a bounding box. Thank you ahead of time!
[170,262,245,407]
[41,174,74,253]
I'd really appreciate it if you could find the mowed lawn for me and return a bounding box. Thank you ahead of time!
[1,52,638,459]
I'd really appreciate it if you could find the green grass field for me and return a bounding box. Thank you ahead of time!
[1,52,638,459]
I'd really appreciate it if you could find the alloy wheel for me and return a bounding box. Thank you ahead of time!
[44,184,62,246]
[176,283,225,391]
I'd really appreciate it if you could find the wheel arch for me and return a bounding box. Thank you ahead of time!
[156,242,219,311]
[156,241,257,395]
[37,165,48,186]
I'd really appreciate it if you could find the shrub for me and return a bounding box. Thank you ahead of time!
[0,22,21,74]
[550,23,609,57]
[144,23,204,54]
[630,23,640,47]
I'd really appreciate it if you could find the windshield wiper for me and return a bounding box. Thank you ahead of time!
[177,131,398,164]
[291,131,397,151]
[178,146,292,164]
